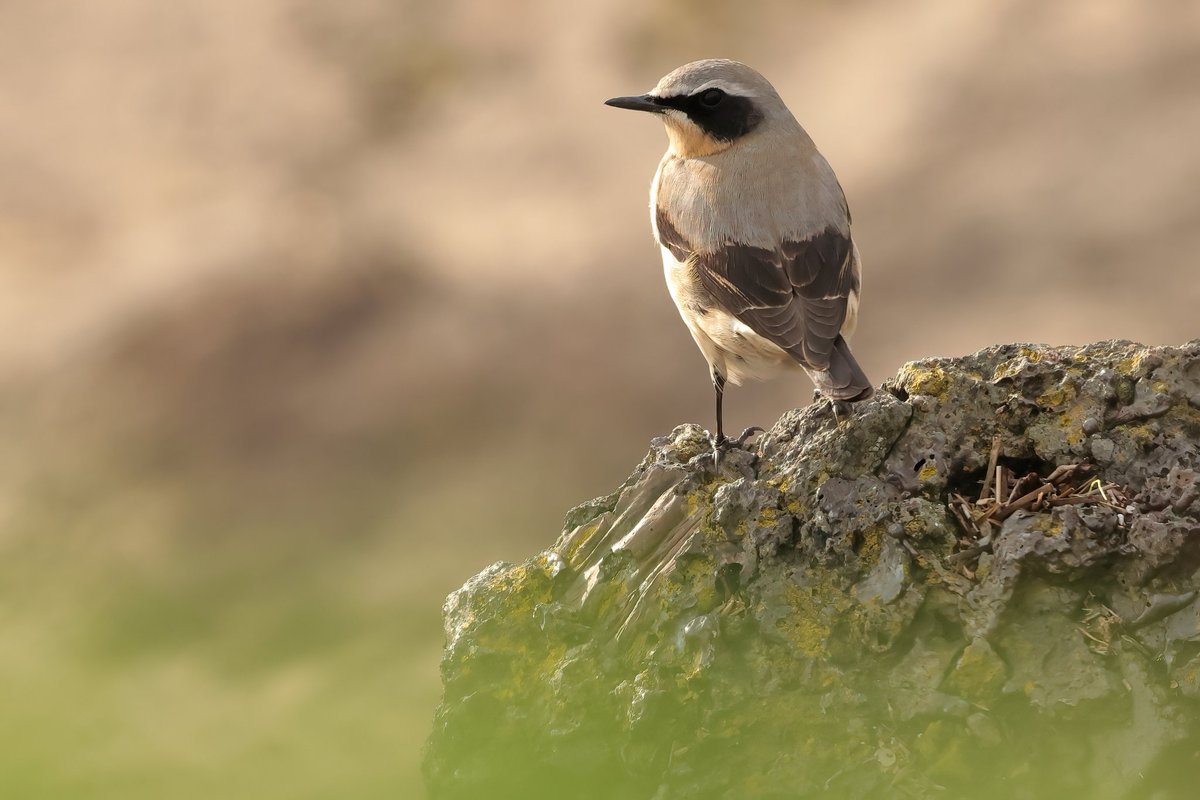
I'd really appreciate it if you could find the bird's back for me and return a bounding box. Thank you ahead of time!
[652,123,851,253]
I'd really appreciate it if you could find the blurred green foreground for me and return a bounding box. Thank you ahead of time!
[0,424,593,798]
[0,489,430,798]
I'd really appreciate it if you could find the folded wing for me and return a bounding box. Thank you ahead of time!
[656,208,863,387]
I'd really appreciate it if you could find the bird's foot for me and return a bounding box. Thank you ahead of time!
[811,390,854,425]
[708,426,764,462]
[828,399,852,425]
[731,426,764,448]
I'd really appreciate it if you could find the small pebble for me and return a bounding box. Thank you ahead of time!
[1091,437,1115,463]
[1082,417,1102,436]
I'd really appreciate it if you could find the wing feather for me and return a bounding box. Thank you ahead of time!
[657,207,856,372]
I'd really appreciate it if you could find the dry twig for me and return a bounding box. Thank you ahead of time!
[945,439,1130,569]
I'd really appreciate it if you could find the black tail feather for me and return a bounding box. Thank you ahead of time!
[812,335,872,401]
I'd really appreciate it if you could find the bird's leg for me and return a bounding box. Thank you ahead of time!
[713,371,727,445]
[709,371,762,458]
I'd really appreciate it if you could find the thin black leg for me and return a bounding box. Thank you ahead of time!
[712,371,726,443]
[708,371,761,461]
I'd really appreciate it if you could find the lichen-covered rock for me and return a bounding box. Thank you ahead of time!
[424,340,1200,799]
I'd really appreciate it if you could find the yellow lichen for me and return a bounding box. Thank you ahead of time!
[1181,663,1200,689]
[974,557,991,581]
[757,507,781,527]
[1055,402,1088,446]
[784,497,809,517]
[1116,421,1155,448]
[680,556,717,605]
[685,487,711,518]
[1032,515,1063,537]
[779,583,835,658]
[1116,352,1149,376]
[769,475,795,495]
[900,363,949,397]
[858,525,884,568]
[917,462,939,482]
[1037,383,1077,409]
[1172,401,1200,431]
[483,561,555,606]
[992,359,1026,382]
[943,639,1006,701]
[563,522,602,567]
[1019,347,1044,362]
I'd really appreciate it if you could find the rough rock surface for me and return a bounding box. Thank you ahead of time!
[424,341,1200,799]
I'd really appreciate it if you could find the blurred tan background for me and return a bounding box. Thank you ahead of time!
[1,0,1198,796]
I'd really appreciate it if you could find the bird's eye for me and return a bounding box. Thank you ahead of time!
[698,88,725,108]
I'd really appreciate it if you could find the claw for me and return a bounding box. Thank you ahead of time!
[707,426,763,464]
[732,426,763,447]
[813,391,854,425]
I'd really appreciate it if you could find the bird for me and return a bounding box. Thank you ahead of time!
[605,59,873,455]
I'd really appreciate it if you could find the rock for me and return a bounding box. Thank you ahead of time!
[424,340,1200,799]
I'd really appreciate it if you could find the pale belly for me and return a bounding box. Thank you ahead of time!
[659,246,797,386]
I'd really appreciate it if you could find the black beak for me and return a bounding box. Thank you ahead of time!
[604,94,664,113]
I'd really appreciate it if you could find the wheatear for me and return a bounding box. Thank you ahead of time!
[606,59,873,452]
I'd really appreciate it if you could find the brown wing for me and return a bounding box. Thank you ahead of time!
[656,207,857,372]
